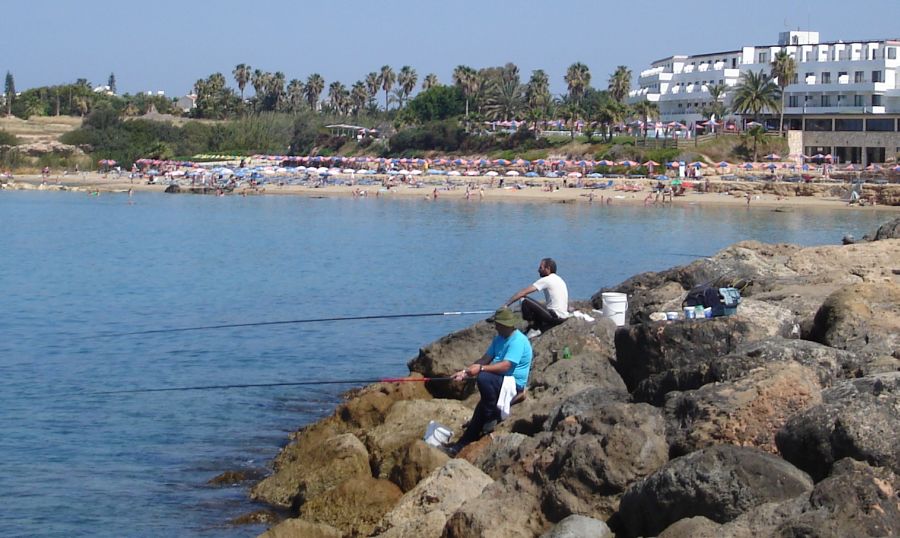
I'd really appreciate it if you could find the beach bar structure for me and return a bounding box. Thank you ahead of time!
[628,31,900,165]
[326,124,379,139]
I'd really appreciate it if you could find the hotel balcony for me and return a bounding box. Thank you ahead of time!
[784,105,887,114]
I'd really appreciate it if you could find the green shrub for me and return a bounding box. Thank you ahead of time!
[0,129,19,146]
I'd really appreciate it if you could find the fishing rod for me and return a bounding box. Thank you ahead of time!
[91,309,495,338]
[90,376,455,396]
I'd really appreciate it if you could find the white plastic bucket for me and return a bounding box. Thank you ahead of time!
[601,292,628,327]
[423,420,452,447]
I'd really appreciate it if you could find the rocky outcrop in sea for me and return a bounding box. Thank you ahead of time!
[247,217,900,537]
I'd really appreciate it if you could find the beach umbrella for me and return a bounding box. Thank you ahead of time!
[865,164,882,171]
[742,163,755,170]
[506,170,520,176]
[567,172,583,178]
[447,170,461,176]
[746,121,764,127]
[495,159,510,166]
[484,170,499,177]
[618,160,639,167]
[844,164,857,171]
[764,153,781,161]
[465,170,480,176]
[524,171,539,177]
[555,160,567,167]
[717,161,732,168]
[766,163,778,170]
[671,178,683,186]
[479,159,491,166]
[596,159,615,167]
[452,159,464,165]
[667,161,682,169]
[893,165,900,172]
[823,154,834,161]
[534,159,546,165]
[586,172,603,178]
[643,160,660,167]
[689,161,707,168]
[98,159,117,165]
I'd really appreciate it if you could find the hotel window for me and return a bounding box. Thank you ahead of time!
[821,72,831,84]
[805,72,814,83]
[854,71,865,83]
[805,119,833,131]
[872,95,883,106]
[888,48,897,60]
[837,95,846,105]
[803,50,811,62]
[872,71,883,83]
[866,118,895,132]
[821,95,831,107]
[758,52,768,63]
[788,96,799,107]
[854,95,864,106]
[838,71,847,82]
[835,119,864,131]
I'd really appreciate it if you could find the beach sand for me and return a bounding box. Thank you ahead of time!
[5,172,899,211]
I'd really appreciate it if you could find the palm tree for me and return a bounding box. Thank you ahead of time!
[232,64,251,101]
[422,73,439,91]
[4,71,15,116]
[557,96,581,139]
[632,100,659,137]
[270,71,287,110]
[73,95,89,117]
[482,76,523,122]
[350,81,368,116]
[365,72,381,107]
[565,62,591,103]
[397,66,417,108]
[379,65,395,111]
[607,65,632,103]
[328,81,347,115]
[731,70,780,125]
[287,79,305,111]
[771,50,797,135]
[251,69,268,98]
[704,83,728,121]
[452,65,478,117]
[305,73,324,111]
[742,124,767,162]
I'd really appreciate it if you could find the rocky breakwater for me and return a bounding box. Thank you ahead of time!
[249,217,900,537]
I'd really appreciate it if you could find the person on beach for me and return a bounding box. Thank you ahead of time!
[445,307,532,456]
[504,257,569,337]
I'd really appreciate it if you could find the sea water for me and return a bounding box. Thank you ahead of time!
[0,191,891,537]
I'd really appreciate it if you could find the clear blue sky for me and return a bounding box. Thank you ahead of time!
[2,0,898,98]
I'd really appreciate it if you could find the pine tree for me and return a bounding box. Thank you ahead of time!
[4,71,15,116]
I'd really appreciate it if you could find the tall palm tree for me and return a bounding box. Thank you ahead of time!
[422,73,439,91]
[397,66,417,108]
[232,64,251,101]
[365,72,381,107]
[565,62,591,103]
[632,100,659,136]
[483,76,523,122]
[731,70,780,125]
[452,65,478,117]
[251,69,268,98]
[305,73,324,111]
[287,79,305,111]
[328,81,347,115]
[770,50,797,135]
[270,71,287,110]
[742,124,768,162]
[607,65,632,103]
[350,81,368,116]
[379,65,395,111]
[704,83,728,121]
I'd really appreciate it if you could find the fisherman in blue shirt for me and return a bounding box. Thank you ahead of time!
[445,307,533,455]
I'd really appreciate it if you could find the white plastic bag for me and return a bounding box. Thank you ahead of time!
[423,420,452,447]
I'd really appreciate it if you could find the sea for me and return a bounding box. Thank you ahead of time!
[0,190,892,537]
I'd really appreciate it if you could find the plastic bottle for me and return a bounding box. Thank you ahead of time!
[562,346,572,359]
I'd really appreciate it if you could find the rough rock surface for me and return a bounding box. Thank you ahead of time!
[776,372,900,481]
[443,473,548,538]
[664,361,822,456]
[407,321,498,398]
[387,440,449,492]
[617,445,813,538]
[374,459,493,537]
[250,433,370,509]
[258,518,343,538]
[364,399,472,479]
[298,476,402,537]
[539,514,612,538]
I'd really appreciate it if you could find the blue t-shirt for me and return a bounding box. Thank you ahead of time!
[486,330,533,388]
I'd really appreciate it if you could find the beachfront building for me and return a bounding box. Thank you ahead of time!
[628,31,900,164]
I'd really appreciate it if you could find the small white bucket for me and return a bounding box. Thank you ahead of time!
[601,292,628,327]
[423,420,452,447]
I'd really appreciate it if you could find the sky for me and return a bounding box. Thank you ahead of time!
[2,0,898,98]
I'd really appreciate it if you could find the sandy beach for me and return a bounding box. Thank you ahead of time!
[4,172,899,211]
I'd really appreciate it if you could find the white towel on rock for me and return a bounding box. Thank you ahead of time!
[497,375,518,420]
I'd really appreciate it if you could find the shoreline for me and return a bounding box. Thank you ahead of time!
[3,173,900,211]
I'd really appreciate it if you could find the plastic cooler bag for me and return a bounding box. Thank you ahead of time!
[423,420,452,447]
[683,285,742,317]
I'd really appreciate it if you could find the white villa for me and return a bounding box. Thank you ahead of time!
[628,31,900,164]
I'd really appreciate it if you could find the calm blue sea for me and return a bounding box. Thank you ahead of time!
[0,190,891,537]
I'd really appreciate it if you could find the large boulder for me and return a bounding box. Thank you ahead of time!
[776,372,900,481]
[808,281,900,368]
[505,318,625,434]
[539,515,612,538]
[337,378,432,431]
[407,321,498,398]
[634,338,859,405]
[443,473,548,538]
[387,439,449,492]
[663,458,900,537]
[299,476,402,537]
[871,217,900,240]
[536,400,669,522]
[471,432,531,480]
[257,518,342,538]
[613,305,794,391]
[364,399,472,479]
[250,431,370,510]
[373,459,493,538]
[664,361,822,456]
[616,445,813,538]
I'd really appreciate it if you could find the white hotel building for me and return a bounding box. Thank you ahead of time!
[628,31,900,164]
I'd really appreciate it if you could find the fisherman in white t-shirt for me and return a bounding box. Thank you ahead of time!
[504,258,570,337]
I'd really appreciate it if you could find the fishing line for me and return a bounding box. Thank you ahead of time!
[89,376,454,396]
[91,310,495,338]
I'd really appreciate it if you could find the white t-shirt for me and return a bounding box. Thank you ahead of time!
[532,273,570,319]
